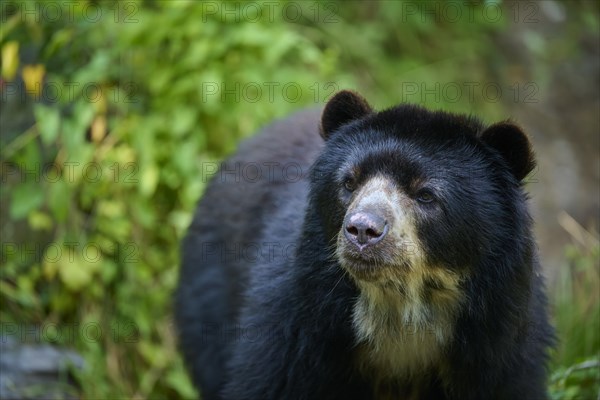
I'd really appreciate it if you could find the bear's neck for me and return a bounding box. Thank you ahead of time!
[351,279,460,384]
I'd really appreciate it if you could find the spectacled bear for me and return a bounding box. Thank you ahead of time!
[175,90,554,400]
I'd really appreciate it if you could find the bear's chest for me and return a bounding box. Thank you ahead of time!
[351,283,457,386]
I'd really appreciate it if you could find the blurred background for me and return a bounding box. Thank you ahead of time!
[1,1,598,399]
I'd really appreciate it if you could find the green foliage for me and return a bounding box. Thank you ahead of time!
[2,1,358,398]
[554,243,600,366]
[1,1,598,399]
[550,359,600,400]
[550,238,600,400]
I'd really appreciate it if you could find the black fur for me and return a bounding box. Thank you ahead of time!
[175,91,554,399]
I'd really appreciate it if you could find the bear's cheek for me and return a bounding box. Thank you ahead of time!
[414,211,482,270]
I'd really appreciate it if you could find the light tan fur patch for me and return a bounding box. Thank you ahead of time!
[353,269,463,381]
[337,175,465,385]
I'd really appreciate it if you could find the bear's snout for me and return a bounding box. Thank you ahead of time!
[343,210,389,250]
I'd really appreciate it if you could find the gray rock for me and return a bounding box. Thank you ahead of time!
[0,335,84,400]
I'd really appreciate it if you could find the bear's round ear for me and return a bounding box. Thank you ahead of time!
[320,90,373,140]
[480,122,536,181]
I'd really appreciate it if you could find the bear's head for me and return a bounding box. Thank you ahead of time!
[311,90,535,300]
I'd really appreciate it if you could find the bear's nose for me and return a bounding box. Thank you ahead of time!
[344,211,388,248]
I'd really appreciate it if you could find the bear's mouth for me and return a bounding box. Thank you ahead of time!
[337,251,411,282]
[342,261,388,282]
[336,227,414,281]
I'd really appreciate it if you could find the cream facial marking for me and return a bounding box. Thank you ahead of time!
[335,175,465,381]
[336,175,423,280]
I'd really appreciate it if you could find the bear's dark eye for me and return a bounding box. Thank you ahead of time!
[416,189,435,204]
[343,177,357,192]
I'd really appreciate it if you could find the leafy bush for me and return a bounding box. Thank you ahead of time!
[2,2,350,397]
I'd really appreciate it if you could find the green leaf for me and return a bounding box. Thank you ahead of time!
[28,210,53,231]
[57,247,99,292]
[139,164,159,197]
[34,104,61,145]
[10,183,44,219]
[171,106,196,137]
[100,260,118,283]
[165,368,197,399]
[138,340,168,368]
[48,179,70,222]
